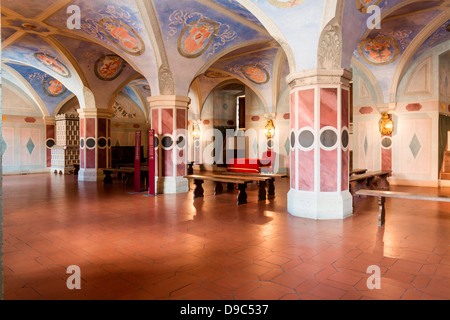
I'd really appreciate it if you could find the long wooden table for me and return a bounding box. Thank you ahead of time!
[101,167,147,189]
[356,189,450,226]
[101,168,134,185]
[219,171,287,198]
[186,174,274,205]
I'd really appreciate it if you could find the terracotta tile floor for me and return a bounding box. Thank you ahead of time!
[2,173,450,300]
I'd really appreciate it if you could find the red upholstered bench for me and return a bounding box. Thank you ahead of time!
[227,158,271,173]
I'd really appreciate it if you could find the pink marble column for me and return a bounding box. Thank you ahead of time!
[77,109,113,181]
[287,69,353,220]
[148,96,190,194]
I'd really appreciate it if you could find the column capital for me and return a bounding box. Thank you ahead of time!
[43,116,56,125]
[287,68,353,89]
[147,95,191,109]
[77,108,114,119]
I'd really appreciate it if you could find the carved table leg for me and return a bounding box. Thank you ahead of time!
[267,179,275,199]
[187,162,194,175]
[194,179,205,198]
[378,196,386,227]
[103,171,113,184]
[258,181,267,201]
[227,183,235,192]
[237,183,248,205]
[214,182,224,195]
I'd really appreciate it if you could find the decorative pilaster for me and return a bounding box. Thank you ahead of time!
[286,68,353,220]
[148,95,190,194]
[77,108,113,181]
[381,113,393,172]
[43,116,56,168]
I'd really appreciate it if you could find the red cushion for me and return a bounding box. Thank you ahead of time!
[227,158,270,173]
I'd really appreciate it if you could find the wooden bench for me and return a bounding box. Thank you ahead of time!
[356,189,450,227]
[186,174,272,205]
[350,170,391,195]
[217,171,287,199]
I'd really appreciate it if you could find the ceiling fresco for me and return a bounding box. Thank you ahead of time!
[4,62,73,116]
[1,0,59,19]
[350,1,449,103]
[208,0,263,26]
[1,0,449,121]
[342,0,409,69]
[128,78,152,100]
[112,94,145,121]
[43,0,159,93]
[121,85,146,114]
[1,67,45,115]
[153,0,272,94]
[51,34,140,109]
[2,34,82,95]
[210,46,281,112]
[411,19,450,64]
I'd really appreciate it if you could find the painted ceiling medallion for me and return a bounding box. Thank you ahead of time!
[34,52,71,78]
[8,18,50,34]
[94,55,126,81]
[204,70,228,78]
[100,19,145,56]
[359,37,400,66]
[356,0,384,14]
[178,19,219,58]
[266,0,306,8]
[241,65,270,84]
[43,77,67,97]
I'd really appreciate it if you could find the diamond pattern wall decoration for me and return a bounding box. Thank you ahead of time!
[285,137,290,155]
[26,138,35,155]
[1,137,7,156]
[409,134,421,159]
[364,135,368,156]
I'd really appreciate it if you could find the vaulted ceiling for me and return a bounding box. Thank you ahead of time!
[1,0,449,118]
[347,0,450,103]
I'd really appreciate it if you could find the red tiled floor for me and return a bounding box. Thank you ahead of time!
[2,173,450,300]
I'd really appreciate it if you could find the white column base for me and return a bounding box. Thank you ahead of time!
[78,168,104,182]
[156,176,189,194]
[287,189,353,220]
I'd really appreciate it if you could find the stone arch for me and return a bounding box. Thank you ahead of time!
[233,0,297,72]
[108,74,147,112]
[196,74,269,117]
[389,13,449,102]
[2,63,49,117]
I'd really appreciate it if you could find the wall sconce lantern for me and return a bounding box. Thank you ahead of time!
[192,124,201,140]
[265,120,275,139]
[379,112,393,135]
